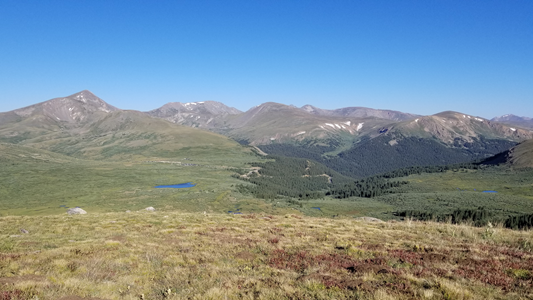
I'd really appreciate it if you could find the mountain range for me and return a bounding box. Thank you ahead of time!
[1,90,532,177]
[0,90,249,161]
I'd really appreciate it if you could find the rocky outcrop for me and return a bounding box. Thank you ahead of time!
[67,207,87,215]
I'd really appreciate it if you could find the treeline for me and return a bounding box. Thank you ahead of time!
[327,163,480,199]
[395,209,533,230]
[380,163,480,178]
[394,208,494,227]
[505,214,533,230]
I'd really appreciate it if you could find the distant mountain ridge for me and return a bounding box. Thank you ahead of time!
[217,102,396,145]
[300,105,420,121]
[388,111,532,144]
[491,114,533,129]
[146,101,241,129]
[146,99,532,148]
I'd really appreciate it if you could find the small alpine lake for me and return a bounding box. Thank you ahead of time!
[155,182,196,188]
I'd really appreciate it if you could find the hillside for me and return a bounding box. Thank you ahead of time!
[1,211,532,299]
[0,90,118,144]
[0,91,252,161]
[481,138,533,168]
[508,139,533,168]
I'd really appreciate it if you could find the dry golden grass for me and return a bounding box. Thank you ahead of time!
[1,211,532,299]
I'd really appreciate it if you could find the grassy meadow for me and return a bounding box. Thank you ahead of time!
[373,167,533,222]
[1,211,532,299]
[2,141,533,299]
[0,143,291,217]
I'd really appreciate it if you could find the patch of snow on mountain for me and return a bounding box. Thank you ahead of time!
[415,119,419,123]
[341,125,346,129]
[475,118,483,122]
[295,131,306,136]
[335,124,341,129]
[344,121,351,126]
[325,123,335,128]
[511,128,516,131]
[356,123,364,131]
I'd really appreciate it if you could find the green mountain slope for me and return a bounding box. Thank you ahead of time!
[482,138,533,169]
[0,91,253,162]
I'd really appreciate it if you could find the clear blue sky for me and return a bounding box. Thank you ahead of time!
[1,0,532,118]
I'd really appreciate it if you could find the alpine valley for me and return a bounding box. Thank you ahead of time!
[1,90,533,222]
[2,91,533,299]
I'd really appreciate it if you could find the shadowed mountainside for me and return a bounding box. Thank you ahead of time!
[481,138,533,168]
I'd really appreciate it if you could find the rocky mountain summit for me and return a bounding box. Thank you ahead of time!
[491,114,533,129]
[146,101,241,129]
[0,90,119,126]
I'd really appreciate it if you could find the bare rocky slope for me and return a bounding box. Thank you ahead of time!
[145,101,241,129]
[386,111,533,145]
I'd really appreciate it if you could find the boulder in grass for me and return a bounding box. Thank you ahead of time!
[145,207,156,212]
[67,207,87,215]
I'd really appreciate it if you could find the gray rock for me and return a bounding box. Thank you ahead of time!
[145,207,156,212]
[354,216,384,223]
[67,207,87,215]
[20,228,29,234]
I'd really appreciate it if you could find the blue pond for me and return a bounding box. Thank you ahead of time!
[155,182,196,188]
[483,190,498,193]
